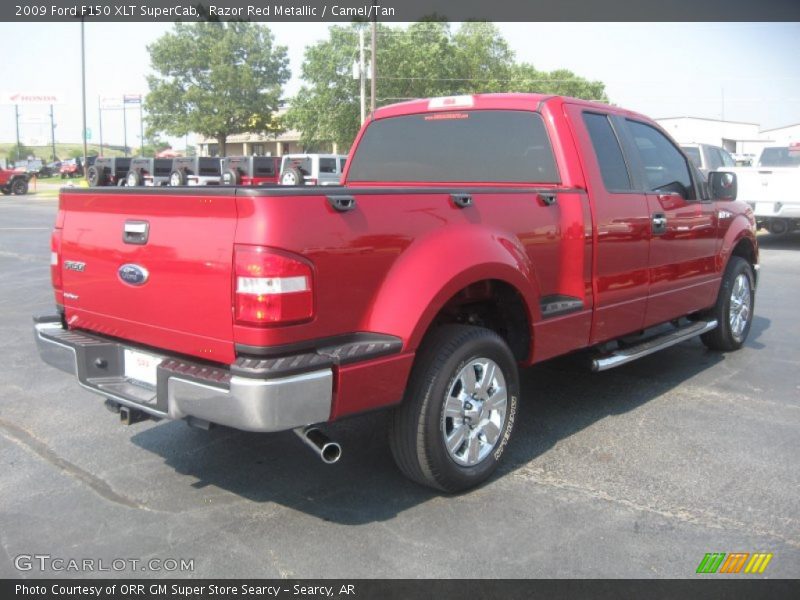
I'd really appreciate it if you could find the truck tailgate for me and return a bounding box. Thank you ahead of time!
[59,189,237,364]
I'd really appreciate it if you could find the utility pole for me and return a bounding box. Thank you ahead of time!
[359,27,366,125]
[370,5,377,115]
[14,104,20,162]
[122,102,128,157]
[49,104,57,161]
[139,98,144,156]
[80,18,88,180]
[98,97,103,155]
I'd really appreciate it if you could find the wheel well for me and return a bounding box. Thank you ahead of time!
[731,237,756,269]
[427,280,531,362]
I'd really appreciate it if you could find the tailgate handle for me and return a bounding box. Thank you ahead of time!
[123,220,149,245]
[327,195,356,212]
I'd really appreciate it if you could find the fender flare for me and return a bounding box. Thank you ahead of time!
[719,215,758,270]
[361,224,541,354]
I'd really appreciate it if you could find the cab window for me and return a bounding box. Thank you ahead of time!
[627,120,695,200]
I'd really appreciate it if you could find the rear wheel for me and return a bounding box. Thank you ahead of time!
[222,168,240,185]
[767,219,788,236]
[169,169,187,186]
[280,167,304,186]
[389,325,519,492]
[125,170,142,187]
[11,177,28,195]
[701,256,755,351]
[87,165,103,187]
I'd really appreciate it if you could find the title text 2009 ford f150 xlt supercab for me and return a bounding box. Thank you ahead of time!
[34,94,758,492]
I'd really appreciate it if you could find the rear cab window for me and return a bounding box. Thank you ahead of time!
[583,112,633,191]
[759,147,800,167]
[347,110,559,183]
[254,159,275,176]
[282,157,312,176]
[319,158,337,174]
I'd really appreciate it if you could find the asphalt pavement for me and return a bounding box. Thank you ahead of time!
[1,195,798,578]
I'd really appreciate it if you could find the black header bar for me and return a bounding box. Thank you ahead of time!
[3,0,800,22]
[4,579,800,600]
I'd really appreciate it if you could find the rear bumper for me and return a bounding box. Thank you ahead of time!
[187,176,221,186]
[33,317,334,432]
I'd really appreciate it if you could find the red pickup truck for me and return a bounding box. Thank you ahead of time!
[35,94,758,492]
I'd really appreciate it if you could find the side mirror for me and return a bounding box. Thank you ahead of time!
[709,171,737,201]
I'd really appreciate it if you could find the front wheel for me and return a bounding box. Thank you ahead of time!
[701,256,755,351]
[389,325,519,492]
[11,177,28,195]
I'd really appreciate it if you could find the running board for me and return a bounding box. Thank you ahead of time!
[591,320,718,372]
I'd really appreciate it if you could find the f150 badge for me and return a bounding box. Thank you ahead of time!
[118,264,149,286]
[63,260,85,272]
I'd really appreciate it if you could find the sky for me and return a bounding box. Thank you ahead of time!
[0,21,798,153]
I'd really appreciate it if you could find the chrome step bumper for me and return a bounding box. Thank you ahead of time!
[33,317,333,432]
[591,320,718,372]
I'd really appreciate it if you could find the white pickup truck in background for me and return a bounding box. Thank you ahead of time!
[730,143,800,235]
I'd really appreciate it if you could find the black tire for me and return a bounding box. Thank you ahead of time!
[11,177,28,195]
[60,173,66,179]
[125,170,142,187]
[169,169,187,186]
[701,256,755,352]
[87,165,102,187]
[222,168,240,185]
[1,187,10,195]
[280,167,305,186]
[767,219,788,236]
[389,325,519,493]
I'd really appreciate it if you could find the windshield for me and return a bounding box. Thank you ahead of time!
[347,110,559,183]
[759,147,800,168]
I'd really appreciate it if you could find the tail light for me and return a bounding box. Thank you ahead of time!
[50,228,62,290]
[234,245,314,326]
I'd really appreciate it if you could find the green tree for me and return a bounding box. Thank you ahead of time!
[509,64,608,101]
[287,22,609,149]
[136,137,171,156]
[145,22,290,155]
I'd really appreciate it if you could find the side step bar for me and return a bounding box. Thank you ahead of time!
[592,320,718,372]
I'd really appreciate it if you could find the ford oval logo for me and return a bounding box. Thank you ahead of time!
[118,264,149,286]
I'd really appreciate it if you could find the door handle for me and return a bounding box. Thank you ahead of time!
[651,213,667,235]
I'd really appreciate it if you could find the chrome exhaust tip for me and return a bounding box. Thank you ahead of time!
[294,426,341,464]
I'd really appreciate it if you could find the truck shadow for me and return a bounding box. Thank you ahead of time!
[129,316,770,525]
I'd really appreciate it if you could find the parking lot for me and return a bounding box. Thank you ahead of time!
[1,195,798,579]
